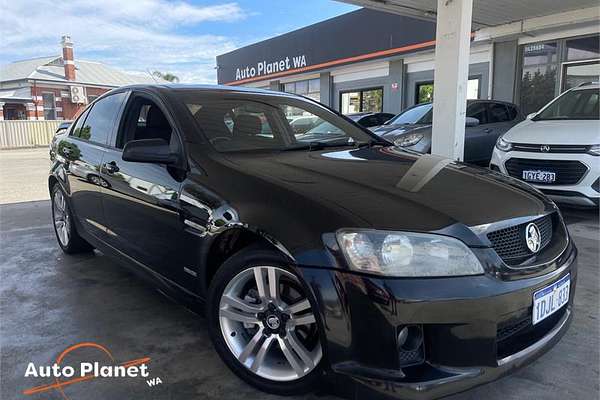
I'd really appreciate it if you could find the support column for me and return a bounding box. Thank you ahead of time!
[431,0,473,161]
[319,72,332,107]
[0,102,4,120]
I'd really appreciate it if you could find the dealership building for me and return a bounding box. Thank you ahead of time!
[217,7,599,117]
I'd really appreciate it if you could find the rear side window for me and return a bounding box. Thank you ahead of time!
[72,92,127,145]
[506,105,518,120]
[488,103,510,123]
[70,108,90,137]
[466,102,488,124]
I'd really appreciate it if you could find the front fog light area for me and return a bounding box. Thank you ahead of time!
[337,230,483,277]
[397,325,425,367]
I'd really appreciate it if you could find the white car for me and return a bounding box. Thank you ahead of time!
[491,83,599,207]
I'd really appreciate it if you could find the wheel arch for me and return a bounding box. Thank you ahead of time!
[201,226,296,295]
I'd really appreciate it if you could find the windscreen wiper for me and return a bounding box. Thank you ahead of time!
[282,141,357,151]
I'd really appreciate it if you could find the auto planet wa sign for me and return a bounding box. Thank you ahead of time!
[235,55,307,81]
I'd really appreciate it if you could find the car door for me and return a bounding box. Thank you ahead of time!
[484,103,516,160]
[463,102,490,164]
[99,92,202,290]
[59,92,128,240]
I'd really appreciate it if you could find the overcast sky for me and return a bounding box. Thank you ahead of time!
[0,0,358,83]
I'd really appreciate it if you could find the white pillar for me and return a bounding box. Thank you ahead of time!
[431,0,473,161]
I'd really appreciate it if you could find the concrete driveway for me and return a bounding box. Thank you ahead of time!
[0,149,598,400]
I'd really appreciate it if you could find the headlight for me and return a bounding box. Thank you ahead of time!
[495,137,512,152]
[394,133,424,147]
[337,230,484,277]
[588,144,600,156]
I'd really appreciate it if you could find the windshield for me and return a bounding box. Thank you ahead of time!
[386,103,432,125]
[534,88,599,121]
[177,91,377,152]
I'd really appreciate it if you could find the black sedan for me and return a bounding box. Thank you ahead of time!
[372,100,523,165]
[347,111,395,128]
[49,85,576,400]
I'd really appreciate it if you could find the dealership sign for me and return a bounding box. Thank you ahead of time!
[235,55,307,81]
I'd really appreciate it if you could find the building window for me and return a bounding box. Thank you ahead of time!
[340,87,383,114]
[414,78,480,104]
[519,42,558,115]
[283,78,320,101]
[566,35,600,61]
[562,35,600,91]
[42,93,56,120]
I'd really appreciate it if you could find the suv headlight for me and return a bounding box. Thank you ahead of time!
[588,144,600,156]
[337,230,484,277]
[394,133,424,147]
[496,137,512,152]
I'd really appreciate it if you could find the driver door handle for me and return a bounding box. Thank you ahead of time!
[103,161,120,174]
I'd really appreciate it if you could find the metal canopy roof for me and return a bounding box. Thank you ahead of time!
[338,0,599,29]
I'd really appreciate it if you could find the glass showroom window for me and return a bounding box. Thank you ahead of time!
[519,42,558,115]
[340,88,383,114]
[562,35,599,90]
[42,93,56,120]
[282,78,320,119]
[415,78,480,104]
[283,78,320,101]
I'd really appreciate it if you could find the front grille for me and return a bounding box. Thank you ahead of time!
[487,214,553,263]
[512,143,591,154]
[505,158,588,185]
[497,315,530,342]
[497,307,567,359]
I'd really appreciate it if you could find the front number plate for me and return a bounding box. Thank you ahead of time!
[533,274,570,325]
[522,170,556,183]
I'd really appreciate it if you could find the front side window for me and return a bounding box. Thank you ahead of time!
[487,103,510,123]
[72,92,127,144]
[181,93,374,153]
[116,97,173,149]
[534,88,599,121]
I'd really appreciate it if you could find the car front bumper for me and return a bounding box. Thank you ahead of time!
[298,242,578,400]
[490,148,600,207]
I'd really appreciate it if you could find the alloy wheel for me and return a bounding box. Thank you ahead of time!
[219,266,322,381]
[53,189,70,246]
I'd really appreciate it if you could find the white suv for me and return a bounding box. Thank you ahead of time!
[491,83,599,207]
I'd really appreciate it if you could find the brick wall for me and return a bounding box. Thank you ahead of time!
[30,85,111,120]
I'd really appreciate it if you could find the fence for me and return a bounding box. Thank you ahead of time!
[0,120,65,149]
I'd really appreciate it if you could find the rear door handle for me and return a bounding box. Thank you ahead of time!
[103,161,120,174]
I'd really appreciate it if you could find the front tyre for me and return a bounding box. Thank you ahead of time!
[51,184,94,254]
[207,248,323,395]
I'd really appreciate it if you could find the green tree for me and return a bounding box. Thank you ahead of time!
[152,71,180,83]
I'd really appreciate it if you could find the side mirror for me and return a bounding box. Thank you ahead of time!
[122,139,177,164]
[526,112,537,120]
[465,117,480,127]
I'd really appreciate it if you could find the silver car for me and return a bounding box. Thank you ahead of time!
[372,100,524,165]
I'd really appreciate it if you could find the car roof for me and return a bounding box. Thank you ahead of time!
[571,82,599,91]
[114,83,300,98]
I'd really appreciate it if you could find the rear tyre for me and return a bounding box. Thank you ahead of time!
[207,247,323,395]
[51,184,94,254]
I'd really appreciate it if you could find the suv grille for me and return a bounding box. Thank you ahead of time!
[511,143,590,153]
[505,158,588,185]
[487,214,553,263]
